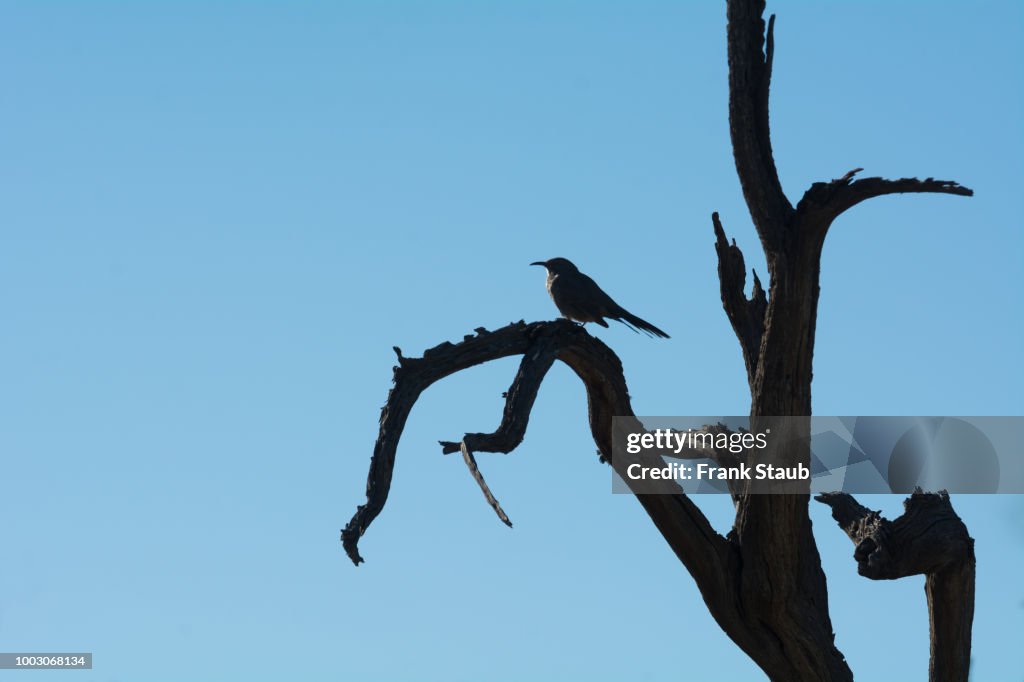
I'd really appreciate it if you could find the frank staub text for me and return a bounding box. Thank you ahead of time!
[623,428,810,482]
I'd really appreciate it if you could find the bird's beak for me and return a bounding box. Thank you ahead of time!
[530,261,546,267]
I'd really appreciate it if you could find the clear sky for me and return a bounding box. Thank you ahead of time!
[2,1,1022,680]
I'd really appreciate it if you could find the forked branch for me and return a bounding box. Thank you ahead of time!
[437,338,559,527]
[438,338,558,456]
[727,2,974,252]
[716,2,974,679]
[342,319,737,611]
[816,490,975,682]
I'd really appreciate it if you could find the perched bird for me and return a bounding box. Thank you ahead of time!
[530,257,669,338]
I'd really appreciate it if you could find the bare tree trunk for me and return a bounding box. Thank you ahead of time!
[702,2,972,677]
[343,1,975,679]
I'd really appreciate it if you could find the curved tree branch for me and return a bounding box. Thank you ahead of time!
[341,322,541,566]
[437,338,560,527]
[341,320,802,670]
[341,321,736,585]
[796,169,974,229]
[816,490,975,682]
[438,337,558,456]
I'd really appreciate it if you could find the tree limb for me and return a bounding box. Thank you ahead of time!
[435,339,560,526]
[438,338,558,456]
[814,489,973,580]
[713,212,767,389]
[728,2,793,245]
[796,169,974,228]
[815,489,975,682]
[341,319,737,612]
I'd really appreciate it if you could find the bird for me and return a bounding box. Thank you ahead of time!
[530,257,670,338]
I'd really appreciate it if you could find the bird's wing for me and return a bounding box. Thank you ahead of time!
[578,273,621,312]
[584,276,670,338]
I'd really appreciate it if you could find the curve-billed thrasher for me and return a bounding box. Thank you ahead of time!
[530,257,670,338]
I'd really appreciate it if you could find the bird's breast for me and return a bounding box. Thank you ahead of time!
[545,272,557,293]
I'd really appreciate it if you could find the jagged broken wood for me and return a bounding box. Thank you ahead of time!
[713,211,766,389]
[458,440,512,528]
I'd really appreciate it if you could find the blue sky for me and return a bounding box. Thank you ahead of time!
[1,1,1022,680]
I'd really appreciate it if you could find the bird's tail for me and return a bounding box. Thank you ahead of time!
[614,310,670,339]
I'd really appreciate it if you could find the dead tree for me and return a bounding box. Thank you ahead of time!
[342,1,975,679]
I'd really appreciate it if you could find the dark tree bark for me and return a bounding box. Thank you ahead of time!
[816,491,976,682]
[343,1,974,680]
